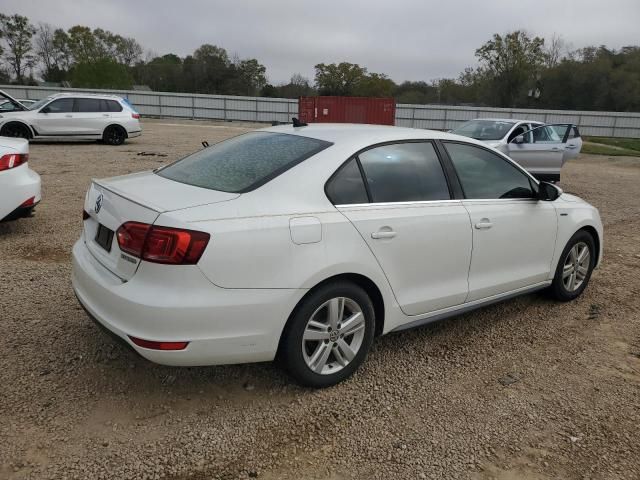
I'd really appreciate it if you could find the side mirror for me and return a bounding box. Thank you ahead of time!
[514,134,525,144]
[40,107,50,114]
[538,181,562,201]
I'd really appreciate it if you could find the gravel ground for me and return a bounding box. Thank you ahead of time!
[1,118,639,480]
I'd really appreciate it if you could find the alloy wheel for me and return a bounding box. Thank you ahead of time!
[562,241,590,292]
[301,297,366,375]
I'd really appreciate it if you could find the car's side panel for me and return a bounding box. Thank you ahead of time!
[338,201,472,315]
[463,199,558,301]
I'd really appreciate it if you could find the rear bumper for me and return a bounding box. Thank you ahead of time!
[127,129,142,138]
[0,165,41,221]
[71,239,305,366]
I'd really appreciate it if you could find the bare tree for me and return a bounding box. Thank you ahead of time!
[0,13,36,83]
[545,33,568,68]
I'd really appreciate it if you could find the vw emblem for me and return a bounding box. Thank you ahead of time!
[95,193,104,214]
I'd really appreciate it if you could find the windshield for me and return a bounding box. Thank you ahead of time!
[452,120,516,141]
[28,97,53,111]
[157,131,332,193]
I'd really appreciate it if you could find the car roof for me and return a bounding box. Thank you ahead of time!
[473,117,543,124]
[44,92,124,101]
[262,123,485,148]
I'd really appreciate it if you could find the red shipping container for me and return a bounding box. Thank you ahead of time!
[298,96,396,126]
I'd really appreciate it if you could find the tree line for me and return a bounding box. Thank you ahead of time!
[0,12,638,111]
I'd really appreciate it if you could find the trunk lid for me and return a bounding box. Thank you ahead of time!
[83,171,239,280]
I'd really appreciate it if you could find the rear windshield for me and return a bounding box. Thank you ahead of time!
[157,132,332,193]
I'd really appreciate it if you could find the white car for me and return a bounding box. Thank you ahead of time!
[72,123,603,387]
[0,137,41,222]
[451,118,583,182]
[0,91,141,145]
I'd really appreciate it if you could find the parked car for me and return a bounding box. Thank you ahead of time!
[72,123,602,388]
[0,136,41,222]
[0,90,141,145]
[451,118,583,182]
[0,98,35,111]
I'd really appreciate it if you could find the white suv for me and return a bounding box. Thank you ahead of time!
[0,91,141,145]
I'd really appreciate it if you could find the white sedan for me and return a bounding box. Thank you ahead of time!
[0,137,41,222]
[72,123,603,387]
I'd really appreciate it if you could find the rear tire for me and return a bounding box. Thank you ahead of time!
[0,122,31,139]
[280,282,375,388]
[103,125,127,145]
[550,230,596,301]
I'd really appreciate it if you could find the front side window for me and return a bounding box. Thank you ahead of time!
[158,132,332,193]
[358,142,450,203]
[444,142,536,199]
[45,98,74,113]
[326,158,368,205]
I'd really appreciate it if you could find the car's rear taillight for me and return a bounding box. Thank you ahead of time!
[129,336,188,350]
[20,197,35,208]
[116,222,210,265]
[131,113,140,119]
[0,153,28,172]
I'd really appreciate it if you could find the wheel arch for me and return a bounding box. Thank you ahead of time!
[578,225,601,267]
[0,120,34,139]
[276,272,386,358]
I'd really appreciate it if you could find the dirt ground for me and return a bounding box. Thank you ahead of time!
[1,118,639,480]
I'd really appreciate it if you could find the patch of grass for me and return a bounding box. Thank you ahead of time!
[581,143,640,157]
[584,136,640,152]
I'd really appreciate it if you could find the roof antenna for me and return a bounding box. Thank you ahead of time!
[292,117,307,127]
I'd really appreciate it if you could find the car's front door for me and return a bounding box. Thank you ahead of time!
[442,141,558,302]
[30,98,77,135]
[327,141,472,316]
[507,124,570,179]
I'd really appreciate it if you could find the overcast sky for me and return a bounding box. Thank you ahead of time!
[3,0,640,84]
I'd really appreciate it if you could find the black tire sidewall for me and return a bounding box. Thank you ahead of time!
[1,123,30,139]
[104,126,126,145]
[282,282,375,388]
[551,230,596,301]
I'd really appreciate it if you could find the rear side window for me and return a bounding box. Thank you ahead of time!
[444,142,536,199]
[75,98,101,112]
[157,132,332,193]
[104,100,123,112]
[357,142,450,203]
[326,158,368,205]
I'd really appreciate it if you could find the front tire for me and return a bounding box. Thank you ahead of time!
[0,122,31,139]
[103,125,127,145]
[550,230,596,301]
[280,282,375,388]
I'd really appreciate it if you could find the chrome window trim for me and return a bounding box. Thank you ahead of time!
[335,199,463,209]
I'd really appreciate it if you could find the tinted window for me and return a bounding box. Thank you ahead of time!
[326,158,368,205]
[444,142,536,199]
[452,120,516,141]
[158,132,332,193]
[76,98,101,112]
[45,98,74,113]
[358,142,450,203]
[105,100,123,112]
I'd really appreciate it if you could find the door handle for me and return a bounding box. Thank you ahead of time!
[64,114,73,118]
[565,144,576,149]
[102,114,110,117]
[551,147,561,151]
[475,221,493,230]
[371,230,397,239]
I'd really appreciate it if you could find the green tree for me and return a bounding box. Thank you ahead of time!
[314,62,368,95]
[71,58,132,89]
[233,58,267,95]
[0,13,36,83]
[475,31,546,107]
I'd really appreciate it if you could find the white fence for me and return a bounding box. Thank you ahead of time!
[3,85,640,138]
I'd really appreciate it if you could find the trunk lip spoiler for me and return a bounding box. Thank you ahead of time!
[92,179,164,213]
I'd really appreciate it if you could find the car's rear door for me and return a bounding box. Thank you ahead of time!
[72,98,108,135]
[329,141,472,316]
[507,124,571,180]
[442,141,557,302]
